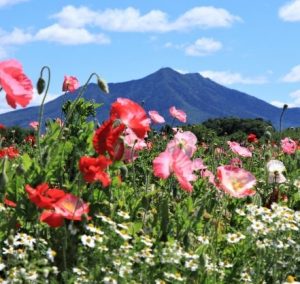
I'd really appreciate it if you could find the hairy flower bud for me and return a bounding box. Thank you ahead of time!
[97,77,109,94]
[36,77,46,94]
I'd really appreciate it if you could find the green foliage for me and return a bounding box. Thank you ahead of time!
[202,117,274,138]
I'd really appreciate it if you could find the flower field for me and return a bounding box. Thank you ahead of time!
[1,60,300,283]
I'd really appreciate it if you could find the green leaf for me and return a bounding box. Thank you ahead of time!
[21,153,32,171]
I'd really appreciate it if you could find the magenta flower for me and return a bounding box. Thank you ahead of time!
[281,137,297,154]
[169,106,187,123]
[148,110,165,124]
[217,165,256,198]
[153,147,196,192]
[227,141,252,158]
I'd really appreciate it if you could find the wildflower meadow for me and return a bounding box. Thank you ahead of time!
[0,59,300,283]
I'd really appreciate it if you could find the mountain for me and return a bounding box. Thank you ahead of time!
[0,67,299,129]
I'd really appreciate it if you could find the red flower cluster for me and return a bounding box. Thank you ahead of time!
[25,183,89,227]
[79,98,150,186]
[0,146,19,159]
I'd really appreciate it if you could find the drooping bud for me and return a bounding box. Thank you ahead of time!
[36,77,46,95]
[283,104,288,110]
[97,77,109,94]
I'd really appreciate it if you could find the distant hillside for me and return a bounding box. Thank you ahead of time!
[0,67,299,129]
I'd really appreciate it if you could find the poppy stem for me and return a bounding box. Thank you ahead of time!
[36,66,51,162]
[279,104,288,134]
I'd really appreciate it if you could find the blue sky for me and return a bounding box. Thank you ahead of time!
[0,0,300,114]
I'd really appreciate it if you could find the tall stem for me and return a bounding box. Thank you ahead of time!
[36,66,51,161]
[279,104,288,134]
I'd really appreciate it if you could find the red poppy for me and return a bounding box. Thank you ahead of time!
[93,118,125,160]
[25,135,35,146]
[79,155,112,187]
[4,197,17,208]
[0,146,19,159]
[0,59,33,108]
[110,98,150,139]
[0,124,5,129]
[40,210,65,228]
[25,183,66,209]
[247,133,258,143]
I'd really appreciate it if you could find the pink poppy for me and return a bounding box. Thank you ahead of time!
[167,131,197,158]
[0,59,33,108]
[169,106,187,123]
[148,110,165,124]
[53,194,90,221]
[217,165,256,198]
[227,141,252,158]
[124,128,147,151]
[29,121,39,130]
[281,137,297,154]
[110,98,151,139]
[62,75,79,92]
[153,147,196,192]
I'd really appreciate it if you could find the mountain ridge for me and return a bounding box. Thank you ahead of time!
[0,67,299,129]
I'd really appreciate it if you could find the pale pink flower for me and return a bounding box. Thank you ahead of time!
[192,158,216,185]
[123,128,147,163]
[153,148,196,192]
[227,141,252,158]
[281,137,297,154]
[124,128,147,151]
[169,106,187,123]
[62,75,79,92]
[201,169,216,186]
[167,131,197,157]
[217,165,256,198]
[148,110,165,124]
[29,121,39,130]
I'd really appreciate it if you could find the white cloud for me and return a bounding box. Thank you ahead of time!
[282,65,300,82]
[0,0,27,8]
[0,46,8,59]
[279,0,300,21]
[200,70,267,85]
[185,38,222,56]
[51,5,97,28]
[0,28,33,45]
[52,5,241,32]
[35,24,110,45]
[172,6,241,30]
[271,89,300,108]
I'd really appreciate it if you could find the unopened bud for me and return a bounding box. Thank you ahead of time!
[120,165,128,180]
[97,77,109,94]
[283,104,288,110]
[0,171,8,192]
[264,131,272,140]
[36,77,46,94]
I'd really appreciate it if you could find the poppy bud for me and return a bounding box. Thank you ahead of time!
[97,77,109,94]
[264,131,272,140]
[120,165,128,181]
[36,77,46,94]
[0,171,8,192]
